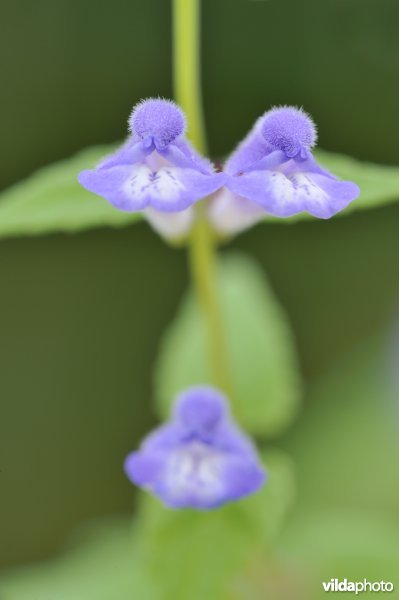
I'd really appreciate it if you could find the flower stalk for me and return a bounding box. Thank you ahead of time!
[173,0,232,397]
[173,0,206,154]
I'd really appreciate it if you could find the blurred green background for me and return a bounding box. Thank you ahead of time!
[1,0,398,590]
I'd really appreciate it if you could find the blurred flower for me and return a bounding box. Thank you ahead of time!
[78,98,225,238]
[125,387,265,509]
[209,106,360,234]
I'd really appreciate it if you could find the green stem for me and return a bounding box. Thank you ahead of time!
[188,206,232,396]
[173,0,232,396]
[173,0,207,153]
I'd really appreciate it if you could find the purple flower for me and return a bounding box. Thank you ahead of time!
[209,106,360,233]
[125,387,265,510]
[78,99,225,216]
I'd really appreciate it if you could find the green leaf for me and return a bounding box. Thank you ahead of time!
[316,149,399,213]
[282,332,399,512]
[0,146,140,238]
[140,502,260,600]
[279,508,399,596]
[135,450,295,600]
[232,507,399,600]
[155,252,302,437]
[0,517,156,600]
[261,333,399,597]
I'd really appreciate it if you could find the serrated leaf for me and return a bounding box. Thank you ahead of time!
[155,252,301,437]
[0,146,140,238]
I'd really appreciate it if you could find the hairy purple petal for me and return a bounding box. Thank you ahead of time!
[78,98,225,229]
[224,117,269,176]
[124,387,266,510]
[213,106,360,233]
[129,98,186,151]
[262,106,317,159]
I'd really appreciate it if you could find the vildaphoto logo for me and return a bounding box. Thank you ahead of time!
[322,579,394,594]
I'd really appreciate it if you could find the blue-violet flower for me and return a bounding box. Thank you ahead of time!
[78,98,225,237]
[125,386,266,509]
[209,106,360,234]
